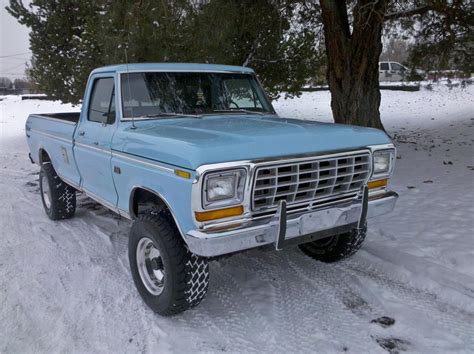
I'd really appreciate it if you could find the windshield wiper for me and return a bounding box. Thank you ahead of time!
[213,109,265,115]
[141,112,202,119]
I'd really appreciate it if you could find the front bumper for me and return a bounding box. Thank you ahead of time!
[184,190,398,257]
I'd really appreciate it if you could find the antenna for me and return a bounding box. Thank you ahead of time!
[124,48,136,130]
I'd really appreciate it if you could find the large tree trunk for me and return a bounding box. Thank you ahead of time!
[320,0,386,130]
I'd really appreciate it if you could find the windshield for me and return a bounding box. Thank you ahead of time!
[121,72,274,118]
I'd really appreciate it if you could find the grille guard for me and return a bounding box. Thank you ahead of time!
[274,186,368,251]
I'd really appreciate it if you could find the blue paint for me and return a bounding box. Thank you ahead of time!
[113,115,391,169]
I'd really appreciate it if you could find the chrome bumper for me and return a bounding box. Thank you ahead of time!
[184,190,398,257]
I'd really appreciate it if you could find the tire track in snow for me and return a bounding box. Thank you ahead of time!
[343,260,474,347]
[223,250,383,353]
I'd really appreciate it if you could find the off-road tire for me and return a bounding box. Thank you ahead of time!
[39,163,76,220]
[298,224,367,263]
[129,209,209,316]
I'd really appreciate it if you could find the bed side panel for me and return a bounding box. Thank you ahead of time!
[26,114,81,186]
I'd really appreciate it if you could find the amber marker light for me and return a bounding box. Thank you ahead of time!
[195,205,244,222]
[368,178,388,190]
[175,169,191,179]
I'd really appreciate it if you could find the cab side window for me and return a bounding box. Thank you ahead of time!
[88,78,115,124]
[380,62,389,71]
[390,63,403,71]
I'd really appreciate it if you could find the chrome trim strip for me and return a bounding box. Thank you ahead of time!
[117,69,252,74]
[119,113,278,122]
[59,174,81,190]
[85,189,132,220]
[111,150,175,174]
[118,208,132,219]
[74,142,111,155]
[29,129,72,144]
[194,147,378,177]
[117,72,124,120]
[83,189,116,209]
[58,173,132,220]
[29,114,78,126]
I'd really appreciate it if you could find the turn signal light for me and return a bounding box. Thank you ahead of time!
[175,169,191,179]
[195,206,244,222]
[368,179,388,189]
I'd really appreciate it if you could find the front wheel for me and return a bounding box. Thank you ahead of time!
[298,224,367,263]
[129,209,209,316]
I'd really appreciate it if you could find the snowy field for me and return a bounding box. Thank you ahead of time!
[1,85,473,353]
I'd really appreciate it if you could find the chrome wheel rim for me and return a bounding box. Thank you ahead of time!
[41,173,51,209]
[136,237,165,296]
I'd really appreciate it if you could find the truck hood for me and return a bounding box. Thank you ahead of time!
[113,115,391,170]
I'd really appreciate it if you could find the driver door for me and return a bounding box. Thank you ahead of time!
[74,75,118,206]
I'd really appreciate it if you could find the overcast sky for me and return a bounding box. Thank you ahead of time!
[0,0,31,79]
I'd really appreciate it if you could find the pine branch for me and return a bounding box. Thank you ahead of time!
[384,5,432,21]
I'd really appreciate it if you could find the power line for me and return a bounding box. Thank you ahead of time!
[0,51,32,58]
[0,62,26,72]
[0,56,30,61]
[0,73,28,76]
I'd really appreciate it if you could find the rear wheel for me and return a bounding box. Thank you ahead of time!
[298,224,367,263]
[129,209,209,316]
[39,163,76,220]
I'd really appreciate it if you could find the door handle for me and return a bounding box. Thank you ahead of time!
[93,142,99,146]
[78,131,85,136]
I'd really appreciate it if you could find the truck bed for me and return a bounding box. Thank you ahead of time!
[26,112,81,186]
[34,112,81,124]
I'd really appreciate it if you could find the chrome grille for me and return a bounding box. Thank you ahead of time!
[252,152,371,212]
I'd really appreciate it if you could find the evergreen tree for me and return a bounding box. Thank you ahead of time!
[7,0,103,104]
[183,0,323,98]
[393,1,473,73]
[7,0,471,128]
[7,0,321,103]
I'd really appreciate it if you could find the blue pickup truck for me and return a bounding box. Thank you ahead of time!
[26,63,398,315]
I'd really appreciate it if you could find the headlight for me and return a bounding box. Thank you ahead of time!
[372,149,395,178]
[203,169,246,208]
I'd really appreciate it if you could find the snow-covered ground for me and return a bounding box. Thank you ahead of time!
[1,86,473,353]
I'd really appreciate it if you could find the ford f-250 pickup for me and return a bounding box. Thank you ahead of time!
[26,63,398,316]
